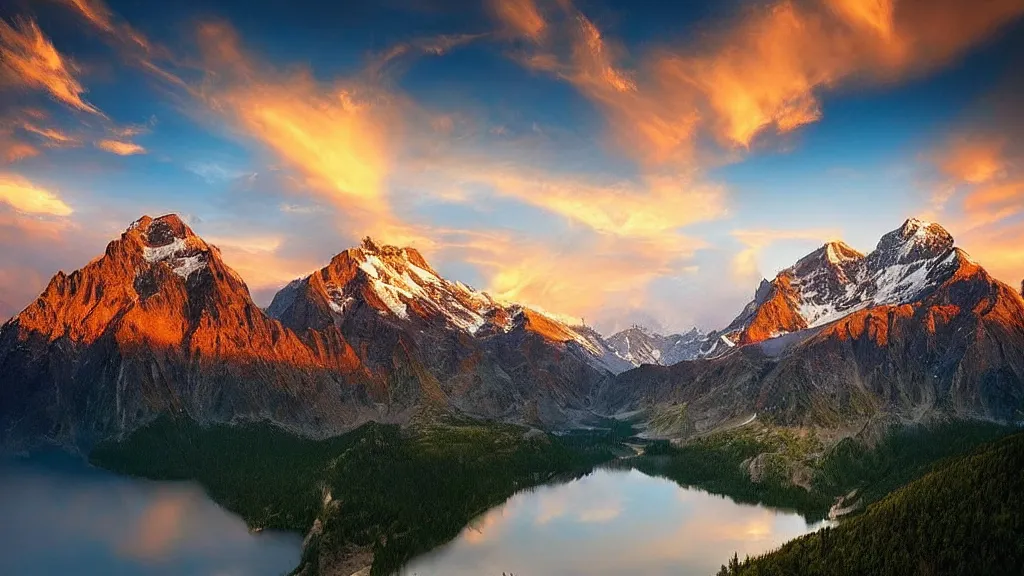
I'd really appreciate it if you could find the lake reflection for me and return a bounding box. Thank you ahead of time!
[0,452,302,576]
[402,468,824,576]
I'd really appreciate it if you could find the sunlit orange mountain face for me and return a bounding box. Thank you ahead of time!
[2,1,1024,575]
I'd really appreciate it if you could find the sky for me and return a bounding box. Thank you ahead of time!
[0,0,1022,333]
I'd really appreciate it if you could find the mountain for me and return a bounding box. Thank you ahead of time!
[0,216,618,450]
[597,219,1024,435]
[0,215,377,449]
[606,326,707,367]
[722,431,1024,576]
[265,237,624,422]
[709,219,961,351]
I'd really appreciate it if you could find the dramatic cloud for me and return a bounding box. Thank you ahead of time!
[205,234,323,295]
[925,70,1024,288]
[0,17,104,116]
[20,122,79,146]
[0,173,73,215]
[61,0,186,88]
[440,229,695,325]
[194,22,411,240]
[935,136,1008,185]
[497,0,1024,162]
[95,139,146,155]
[490,0,548,41]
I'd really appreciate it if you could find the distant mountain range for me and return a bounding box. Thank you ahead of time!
[597,218,1024,435]
[605,326,707,366]
[0,215,630,448]
[1,215,1023,449]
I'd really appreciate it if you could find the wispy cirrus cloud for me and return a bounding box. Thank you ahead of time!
[20,121,79,147]
[925,69,1024,286]
[95,139,146,155]
[59,0,187,88]
[0,172,74,215]
[193,21,414,241]
[0,17,105,116]
[494,0,1024,162]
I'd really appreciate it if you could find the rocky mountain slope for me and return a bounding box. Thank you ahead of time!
[598,219,1024,436]
[264,236,627,425]
[702,219,963,354]
[0,216,616,450]
[606,326,707,367]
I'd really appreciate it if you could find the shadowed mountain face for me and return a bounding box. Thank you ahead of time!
[598,220,1024,435]
[0,217,617,450]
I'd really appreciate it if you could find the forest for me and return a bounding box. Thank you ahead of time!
[631,420,1014,520]
[90,415,620,575]
[715,431,1024,575]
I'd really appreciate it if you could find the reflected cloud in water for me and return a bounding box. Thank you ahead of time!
[0,452,302,576]
[403,468,824,576]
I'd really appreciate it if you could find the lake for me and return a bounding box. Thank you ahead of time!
[401,468,825,576]
[1,456,824,576]
[0,452,303,576]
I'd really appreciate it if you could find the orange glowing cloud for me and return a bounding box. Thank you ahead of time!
[0,173,73,216]
[957,221,1024,287]
[0,17,104,116]
[490,0,548,41]
[499,0,1024,161]
[963,180,1024,228]
[194,21,409,240]
[443,229,695,323]
[60,0,186,89]
[445,165,726,242]
[936,136,1008,184]
[205,234,322,292]
[21,122,79,146]
[95,139,146,155]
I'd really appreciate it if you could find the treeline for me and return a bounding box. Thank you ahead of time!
[90,416,618,576]
[631,421,1014,520]
[634,429,832,518]
[716,431,1024,576]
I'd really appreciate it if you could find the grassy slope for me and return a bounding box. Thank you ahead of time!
[718,431,1024,576]
[90,416,620,576]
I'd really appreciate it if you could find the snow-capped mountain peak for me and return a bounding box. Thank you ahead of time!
[708,218,966,353]
[606,325,709,367]
[267,238,633,374]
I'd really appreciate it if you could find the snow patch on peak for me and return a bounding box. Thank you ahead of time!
[358,255,381,279]
[143,237,186,263]
[825,242,862,265]
[141,236,209,280]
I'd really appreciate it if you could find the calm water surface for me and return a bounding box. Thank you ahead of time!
[0,452,303,576]
[2,456,823,576]
[402,468,825,576]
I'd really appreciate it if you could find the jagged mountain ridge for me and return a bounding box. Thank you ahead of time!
[597,219,1024,437]
[263,236,632,424]
[0,216,620,449]
[0,215,374,449]
[704,219,963,353]
[605,326,708,367]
